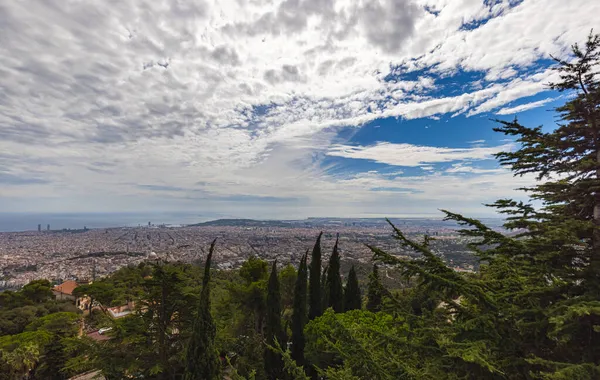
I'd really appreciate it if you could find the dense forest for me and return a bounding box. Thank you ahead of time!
[1,33,600,379]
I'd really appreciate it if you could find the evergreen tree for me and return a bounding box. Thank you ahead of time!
[484,31,600,375]
[343,265,361,312]
[494,31,600,295]
[264,261,285,380]
[325,236,344,313]
[366,264,383,312]
[291,252,308,365]
[320,264,329,312]
[183,239,220,380]
[308,232,323,320]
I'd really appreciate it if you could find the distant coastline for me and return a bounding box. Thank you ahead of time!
[0,212,505,233]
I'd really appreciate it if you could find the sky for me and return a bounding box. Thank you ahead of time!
[0,0,598,220]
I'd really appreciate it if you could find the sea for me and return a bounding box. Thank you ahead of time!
[0,212,213,232]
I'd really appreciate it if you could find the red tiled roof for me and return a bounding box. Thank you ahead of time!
[53,280,79,295]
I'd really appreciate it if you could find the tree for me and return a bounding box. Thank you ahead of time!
[483,31,600,376]
[231,256,269,334]
[140,263,193,378]
[20,280,54,304]
[184,239,221,380]
[325,236,344,313]
[279,264,298,312]
[366,265,383,313]
[343,266,361,312]
[308,233,323,320]
[493,31,600,294]
[264,261,285,380]
[291,253,308,365]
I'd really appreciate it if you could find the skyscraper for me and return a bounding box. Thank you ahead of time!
[38,224,41,232]
[47,224,50,231]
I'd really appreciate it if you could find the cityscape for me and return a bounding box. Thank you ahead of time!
[0,217,488,289]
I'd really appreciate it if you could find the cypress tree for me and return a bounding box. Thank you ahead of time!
[325,235,344,313]
[264,261,285,380]
[366,264,383,312]
[344,265,361,312]
[308,232,323,320]
[184,239,221,380]
[291,252,308,365]
[320,264,328,312]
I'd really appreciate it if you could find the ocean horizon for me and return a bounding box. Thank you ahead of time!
[0,212,211,232]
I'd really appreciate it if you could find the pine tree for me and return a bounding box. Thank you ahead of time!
[264,261,286,380]
[366,264,383,312]
[308,232,323,320]
[343,265,361,312]
[183,239,220,380]
[493,31,600,294]
[325,236,344,313]
[486,31,600,374]
[291,252,308,365]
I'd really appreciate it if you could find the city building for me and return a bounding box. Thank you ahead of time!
[52,280,79,301]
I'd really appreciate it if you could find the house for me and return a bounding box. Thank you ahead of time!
[53,280,79,301]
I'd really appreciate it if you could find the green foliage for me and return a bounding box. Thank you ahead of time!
[240,256,269,283]
[343,266,361,312]
[291,253,308,366]
[305,309,413,379]
[184,239,221,380]
[279,264,298,312]
[308,232,323,320]
[73,264,149,307]
[366,265,384,313]
[325,236,344,313]
[20,279,54,304]
[264,262,285,380]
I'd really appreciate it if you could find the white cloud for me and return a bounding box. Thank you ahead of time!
[326,142,512,167]
[445,163,504,174]
[496,97,557,115]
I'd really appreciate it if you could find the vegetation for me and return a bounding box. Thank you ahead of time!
[0,33,599,379]
[324,236,344,313]
[308,232,323,321]
[343,266,361,312]
[184,239,220,380]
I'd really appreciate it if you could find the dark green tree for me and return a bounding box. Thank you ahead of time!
[279,264,298,312]
[494,31,600,295]
[325,236,344,313]
[320,264,328,313]
[343,265,361,312]
[366,265,383,313]
[264,261,285,380]
[308,232,323,320]
[483,31,600,376]
[183,239,220,380]
[291,253,308,365]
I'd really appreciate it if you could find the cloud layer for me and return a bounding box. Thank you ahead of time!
[0,0,597,217]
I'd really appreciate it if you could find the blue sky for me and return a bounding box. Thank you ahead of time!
[0,0,597,219]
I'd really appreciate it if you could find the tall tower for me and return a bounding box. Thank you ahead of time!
[47,224,50,231]
[38,224,41,232]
